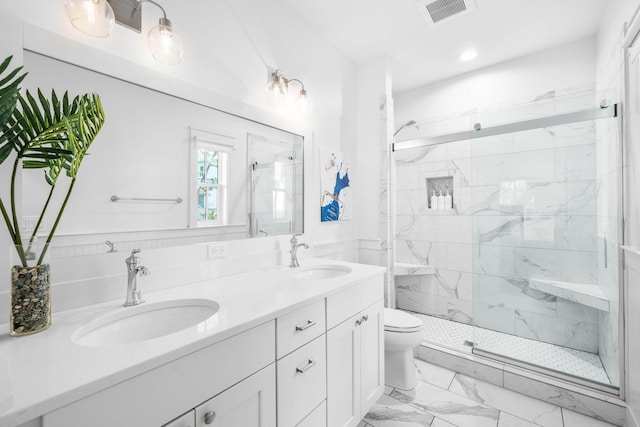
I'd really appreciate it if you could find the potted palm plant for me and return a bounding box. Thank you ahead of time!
[0,55,106,336]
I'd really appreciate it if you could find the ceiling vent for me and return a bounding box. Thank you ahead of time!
[416,0,476,25]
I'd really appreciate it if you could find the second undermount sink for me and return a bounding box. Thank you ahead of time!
[291,264,352,280]
[72,298,220,347]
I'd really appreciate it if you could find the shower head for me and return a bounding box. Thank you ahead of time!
[393,120,417,137]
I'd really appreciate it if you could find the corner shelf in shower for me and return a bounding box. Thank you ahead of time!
[529,278,610,312]
[394,262,436,276]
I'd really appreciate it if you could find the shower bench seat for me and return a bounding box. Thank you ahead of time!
[529,278,610,312]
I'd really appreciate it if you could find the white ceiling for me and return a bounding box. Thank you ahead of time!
[273,0,609,93]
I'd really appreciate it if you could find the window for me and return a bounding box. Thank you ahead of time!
[197,148,227,224]
[190,128,234,227]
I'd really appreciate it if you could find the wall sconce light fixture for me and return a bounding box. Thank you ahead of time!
[63,0,183,65]
[266,69,312,115]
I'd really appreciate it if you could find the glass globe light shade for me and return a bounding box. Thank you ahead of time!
[266,74,289,106]
[147,18,184,65]
[296,89,313,115]
[63,0,115,38]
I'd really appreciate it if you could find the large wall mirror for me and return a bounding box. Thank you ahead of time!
[19,50,304,248]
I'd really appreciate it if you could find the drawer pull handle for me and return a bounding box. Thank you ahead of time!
[296,358,317,374]
[204,410,216,424]
[362,315,369,322]
[295,319,316,331]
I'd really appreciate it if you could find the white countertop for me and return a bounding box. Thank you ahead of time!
[0,259,384,427]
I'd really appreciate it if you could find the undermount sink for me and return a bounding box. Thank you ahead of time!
[72,298,220,347]
[292,264,352,280]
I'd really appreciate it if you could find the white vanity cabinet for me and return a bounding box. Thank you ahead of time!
[274,274,384,427]
[296,401,327,427]
[42,321,276,427]
[159,363,275,427]
[277,335,327,427]
[276,300,327,427]
[326,277,384,427]
[17,265,385,427]
[194,365,276,427]
[162,410,195,427]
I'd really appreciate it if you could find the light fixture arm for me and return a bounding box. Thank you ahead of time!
[135,0,167,19]
[272,70,305,90]
[286,78,305,91]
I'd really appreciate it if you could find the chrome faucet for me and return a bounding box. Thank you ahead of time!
[289,233,309,268]
[124,249,150,307]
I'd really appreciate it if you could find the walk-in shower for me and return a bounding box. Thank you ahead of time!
[392,91,622,393]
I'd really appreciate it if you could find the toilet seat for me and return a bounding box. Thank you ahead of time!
[384,308,424,333]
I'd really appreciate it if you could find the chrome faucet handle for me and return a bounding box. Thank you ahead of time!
[291,233,303,243]
[126,249,141,265]
[138,266,150,276]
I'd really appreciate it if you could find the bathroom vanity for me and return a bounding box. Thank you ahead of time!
[0,259,384,427]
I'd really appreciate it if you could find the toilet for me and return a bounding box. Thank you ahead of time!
[383,308,425,390]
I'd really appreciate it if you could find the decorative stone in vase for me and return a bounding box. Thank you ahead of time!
[10,246,51,336]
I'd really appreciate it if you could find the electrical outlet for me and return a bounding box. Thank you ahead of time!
[207,244,226,258]
[22,216,47,231]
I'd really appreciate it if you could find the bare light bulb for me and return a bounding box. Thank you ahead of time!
[64,0,115,38]
[147,18,184,65]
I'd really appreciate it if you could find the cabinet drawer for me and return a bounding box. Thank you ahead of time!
[277,335,327,427]
[162,410,195,427]
[277,299,325,358]
[326,275,383,330]
[296,401,326,427]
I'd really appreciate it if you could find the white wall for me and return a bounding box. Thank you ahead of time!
[0,1,363,319]
[354,58,395,305]
[394,37,597,130]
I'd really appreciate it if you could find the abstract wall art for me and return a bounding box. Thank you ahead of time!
[320,150,351,222]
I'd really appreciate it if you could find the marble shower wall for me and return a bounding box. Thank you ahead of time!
[395,89,611,355]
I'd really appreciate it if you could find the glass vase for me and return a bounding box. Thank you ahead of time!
[10,244,51,336]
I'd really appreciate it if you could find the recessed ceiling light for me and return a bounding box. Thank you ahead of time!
[460,50,477,61]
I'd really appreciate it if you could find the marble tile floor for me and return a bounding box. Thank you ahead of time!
[359,359,617,427]
[410,312,610,385]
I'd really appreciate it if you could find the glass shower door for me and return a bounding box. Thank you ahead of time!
[470,114,621,390]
